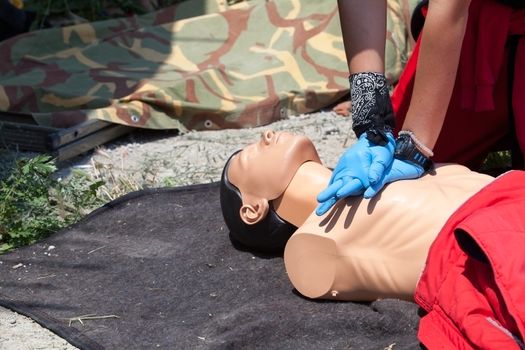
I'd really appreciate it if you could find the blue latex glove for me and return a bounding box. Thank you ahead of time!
[363,158,425,198]
[316,132,395,216]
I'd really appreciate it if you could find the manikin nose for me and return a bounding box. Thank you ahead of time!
[262,130,275,144]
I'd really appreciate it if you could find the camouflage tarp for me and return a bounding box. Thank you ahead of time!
[0,0,418,131]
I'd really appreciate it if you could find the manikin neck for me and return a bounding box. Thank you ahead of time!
[272,161,331,227]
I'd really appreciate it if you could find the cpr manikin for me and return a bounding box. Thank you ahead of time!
[219,130,495,301]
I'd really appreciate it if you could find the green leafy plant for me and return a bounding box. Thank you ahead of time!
[482,150,512,169]
[478,150,513,177]
[0,154,104,252]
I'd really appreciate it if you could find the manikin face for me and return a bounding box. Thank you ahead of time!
[228,130,321,223]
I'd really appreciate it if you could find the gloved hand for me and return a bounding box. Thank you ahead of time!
[316,132,395,216]
[363,158,425,198]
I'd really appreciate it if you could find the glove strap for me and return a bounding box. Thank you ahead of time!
[350,72,395,146]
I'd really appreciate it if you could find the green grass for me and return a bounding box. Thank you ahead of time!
[0,154,105,252]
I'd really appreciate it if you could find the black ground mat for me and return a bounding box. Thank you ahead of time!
[0,183,421,349]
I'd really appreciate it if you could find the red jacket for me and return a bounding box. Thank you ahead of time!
[415,170,525,349]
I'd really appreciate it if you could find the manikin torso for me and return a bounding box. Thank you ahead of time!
[226,130,495,301]
[276,162,494,301]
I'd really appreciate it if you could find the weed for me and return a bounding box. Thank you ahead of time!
[89,150,143,202]
[0,154,104,252]
[482,150,512,169]
[479,150,513,176]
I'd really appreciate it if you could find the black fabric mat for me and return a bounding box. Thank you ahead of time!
[0,183,421,349]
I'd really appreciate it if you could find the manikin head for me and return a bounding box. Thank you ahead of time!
[220,130,321,253]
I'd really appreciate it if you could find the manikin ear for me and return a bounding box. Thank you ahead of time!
[239,198,269,225]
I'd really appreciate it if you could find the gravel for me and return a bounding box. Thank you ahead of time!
[59,111,352,188]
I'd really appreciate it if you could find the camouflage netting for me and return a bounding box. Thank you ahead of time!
[0,0,418,131]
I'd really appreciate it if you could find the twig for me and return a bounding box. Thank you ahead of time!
[63,314,120,327]
[87,246,106,255]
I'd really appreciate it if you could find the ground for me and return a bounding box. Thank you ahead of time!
[0,110,353,349]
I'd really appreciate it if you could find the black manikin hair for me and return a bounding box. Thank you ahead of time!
[219,151,296,254]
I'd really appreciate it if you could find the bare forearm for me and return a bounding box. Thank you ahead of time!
[338,0,387,74]
[402,0,471,149]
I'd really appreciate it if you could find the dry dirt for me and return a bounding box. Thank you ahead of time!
[0,110,354,349]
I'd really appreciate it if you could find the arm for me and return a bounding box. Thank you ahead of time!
[361,0,473,199]
[402,0,471,150]
[338,0,394,141]
[338,0,387,74]
[318,0,472,212]
[317,1,394,215]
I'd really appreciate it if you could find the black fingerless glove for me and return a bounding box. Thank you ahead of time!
[350,72,396,146]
